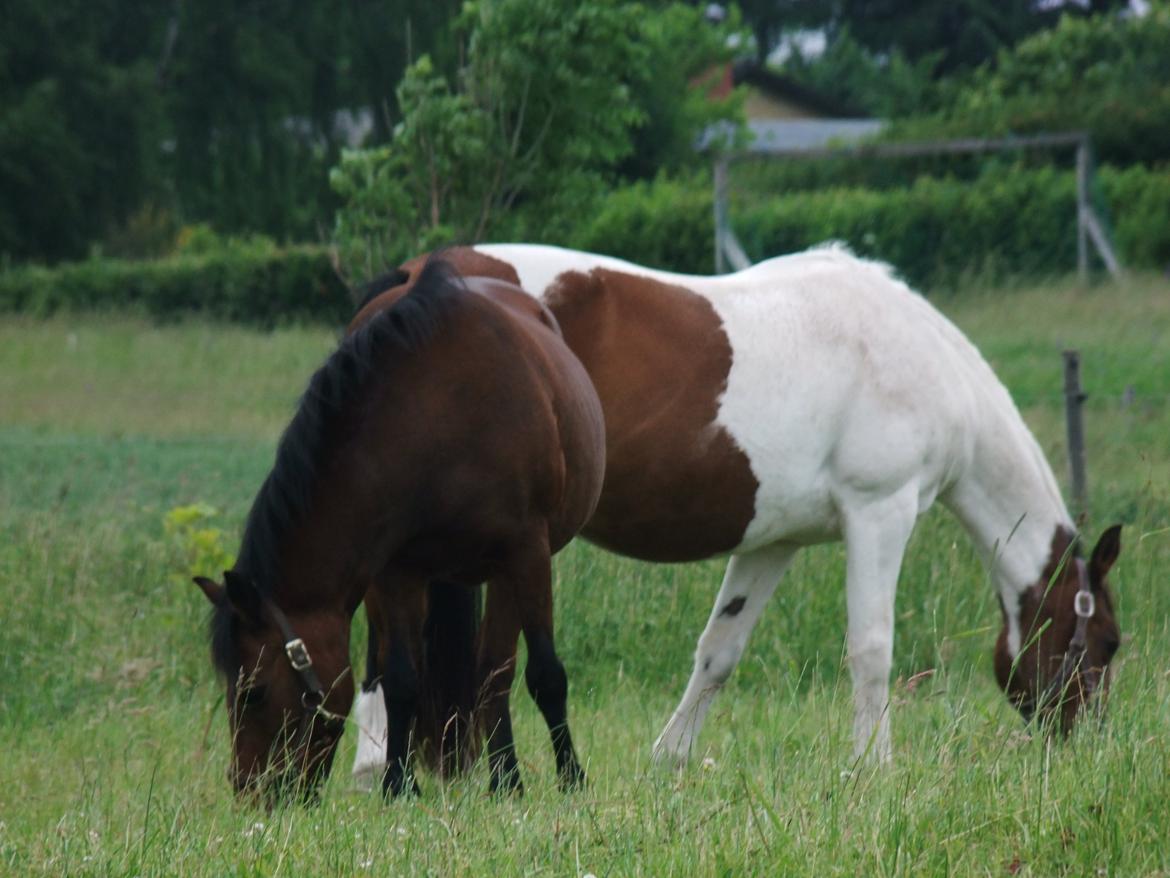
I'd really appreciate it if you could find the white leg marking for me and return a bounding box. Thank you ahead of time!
[842,490,917,765]
[652,542,799,765]
[351,684,388,791]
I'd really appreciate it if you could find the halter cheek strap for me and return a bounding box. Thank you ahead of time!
[261,598,329,708]
[1042,557,1097,708]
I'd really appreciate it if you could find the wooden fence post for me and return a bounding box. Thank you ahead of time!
[1063,350,1089,522]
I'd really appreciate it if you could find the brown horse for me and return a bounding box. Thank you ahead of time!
[193,258,605,802]
[351,243,1122,782]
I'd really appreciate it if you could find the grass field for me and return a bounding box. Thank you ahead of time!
[1,275,1168,876]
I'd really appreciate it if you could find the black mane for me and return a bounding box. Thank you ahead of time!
[210,257,465,677]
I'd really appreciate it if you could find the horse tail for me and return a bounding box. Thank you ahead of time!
[415,580,482,777]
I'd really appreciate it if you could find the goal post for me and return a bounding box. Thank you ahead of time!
[713,132,1121,281]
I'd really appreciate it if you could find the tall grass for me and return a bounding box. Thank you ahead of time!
[0,275,1167,875]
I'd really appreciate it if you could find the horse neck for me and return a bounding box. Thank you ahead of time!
[284,470,403,617]
[944,384,1074,607]
[237,467,390,619]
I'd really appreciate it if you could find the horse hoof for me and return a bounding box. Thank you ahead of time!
[353,763,380,793]
[489,771,524,798]
[559,766,587,792]
[650,740,689,769]
[382,769,420,800]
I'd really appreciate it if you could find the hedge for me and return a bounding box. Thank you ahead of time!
[0,244,351,325]
[4,164,1168,323]
[568,175,717,275]
[569,164,1170,288]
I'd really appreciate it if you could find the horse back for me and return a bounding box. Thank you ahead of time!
[348,247,520,334]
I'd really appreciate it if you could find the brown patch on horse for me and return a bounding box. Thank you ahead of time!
[349,247,520,332]
[545,268,758,562]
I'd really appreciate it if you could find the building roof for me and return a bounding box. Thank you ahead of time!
[699,59,883,153]
[731,59,867,119]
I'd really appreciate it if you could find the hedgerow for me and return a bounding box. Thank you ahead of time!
[0,244,349,325]
[568,163,1170,288]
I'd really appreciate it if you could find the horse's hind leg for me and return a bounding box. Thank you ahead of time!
[477,580,524,794]
[525,626,584,790]
[491,535,585,791]
[514,544,585,791]
[373,582,427,797]
[652,542,798,765]
[841,489,916,765]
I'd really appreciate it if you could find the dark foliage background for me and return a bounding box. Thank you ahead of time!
[2,0,1167,301]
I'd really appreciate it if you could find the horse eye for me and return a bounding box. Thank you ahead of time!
[1102,635,1120,660]
[239,684,268,707]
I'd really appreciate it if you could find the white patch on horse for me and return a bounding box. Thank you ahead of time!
[351,684,387,792]
[653,542,798,764]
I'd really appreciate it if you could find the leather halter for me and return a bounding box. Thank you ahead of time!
[1040,557,1098,710]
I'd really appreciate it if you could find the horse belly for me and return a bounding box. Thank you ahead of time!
[573,412,756,561]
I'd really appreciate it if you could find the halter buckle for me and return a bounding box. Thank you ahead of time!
[1074,591,1095,619]
[285,638,313,671]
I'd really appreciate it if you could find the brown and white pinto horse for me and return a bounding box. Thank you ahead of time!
[351,243,1123,782]
[193,258,604,801]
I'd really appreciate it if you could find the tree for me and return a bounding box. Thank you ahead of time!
[0,1,165,262]
[893,4,1170,166]
[739,0,1131,87]
[331,0,743,278]
[736,0,834,64]
[0,0,468,263]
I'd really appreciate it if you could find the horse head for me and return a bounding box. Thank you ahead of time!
[994,525,1122,734]
[195,571,352,805]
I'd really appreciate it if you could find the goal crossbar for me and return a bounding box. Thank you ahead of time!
[714,131,1120,280]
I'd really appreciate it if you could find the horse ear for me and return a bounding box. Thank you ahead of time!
[223,570,263,624]
[1089,524,1122,585]
[193,576,225,606]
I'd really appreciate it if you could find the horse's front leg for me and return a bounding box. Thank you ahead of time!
[477,580,523,795]
[841,489,917,765]
[372,583,426,797]
[652,542,798,765]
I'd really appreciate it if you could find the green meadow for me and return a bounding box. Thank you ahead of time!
[1,276,1168,876]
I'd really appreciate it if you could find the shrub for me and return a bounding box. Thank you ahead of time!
[0,244,351,325]
[567,174,715,274]
[163,504,235,587]
[892,5,1170,168]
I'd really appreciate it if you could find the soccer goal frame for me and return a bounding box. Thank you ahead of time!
[713,131,1121,280]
